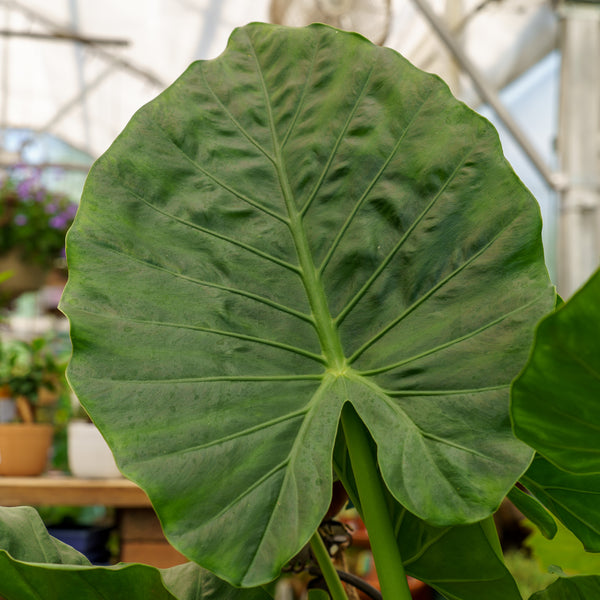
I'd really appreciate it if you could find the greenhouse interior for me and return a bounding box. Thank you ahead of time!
[0,1,599,599]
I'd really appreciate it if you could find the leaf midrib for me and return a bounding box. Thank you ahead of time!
[248,32,346,373]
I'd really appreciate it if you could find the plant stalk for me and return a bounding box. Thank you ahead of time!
[341,406,413,600]
[309,530,349,600]
[480,515,503,561]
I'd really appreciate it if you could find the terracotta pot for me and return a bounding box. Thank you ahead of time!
[0,248,48,301]
[0,423,54,476]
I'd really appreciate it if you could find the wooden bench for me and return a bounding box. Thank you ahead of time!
[0,476,187,568]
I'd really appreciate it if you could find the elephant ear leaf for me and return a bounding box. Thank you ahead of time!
[512,267,600,474]
[61,22,554,586]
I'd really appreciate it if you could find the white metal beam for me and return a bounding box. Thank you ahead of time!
[556,2,600,297]
[410,0,561,191]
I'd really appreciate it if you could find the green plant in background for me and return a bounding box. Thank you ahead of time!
[0,22,598,600]
[503,549,556,600]
[0,336,67,423]
[0,168,77,268]
[525,520,600,578]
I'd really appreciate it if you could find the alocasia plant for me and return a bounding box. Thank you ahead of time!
[0,21,597,600]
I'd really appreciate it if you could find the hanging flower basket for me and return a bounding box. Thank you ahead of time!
[0,168,77,302]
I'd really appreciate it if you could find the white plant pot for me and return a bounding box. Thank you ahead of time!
[68,421,122,479]
[0,398,16,423]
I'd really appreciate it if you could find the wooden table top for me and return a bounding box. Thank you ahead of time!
[0,475,152,507]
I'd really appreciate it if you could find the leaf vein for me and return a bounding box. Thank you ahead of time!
[131,189,299,274]
[359,294,546,376]
[526,484,600,534]
[149,410,308,457]
[320,86,437,275]
[84,244,312,324]
[337,146,475,328]
[299,60,377,218]
[202,462,291,531]
[87,374,324,384]
[281,40,320,148]
[200,63,276,164]
[78,311,326,363]
[402,528,450,566]
[160,130,287,223]
[538,403,600,434]
[353,373,496,463]
[382,385,508,397]
[348,206,524,363]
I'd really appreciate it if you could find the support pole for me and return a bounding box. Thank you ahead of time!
[556,1,600,297]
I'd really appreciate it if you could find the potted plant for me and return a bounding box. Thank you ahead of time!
[0,22,598,600]
[0,169,77,302]
[0,336,66,475]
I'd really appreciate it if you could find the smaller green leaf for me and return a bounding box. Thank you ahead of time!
[512,268,600,474]
[522,455,600,552]
[0,506,90,567]
[398,517,522,600]
[0,507,272,600]
[529,575,600,599]
[508,486,557,540]
[307,591,331,600]
[0,554,178,600]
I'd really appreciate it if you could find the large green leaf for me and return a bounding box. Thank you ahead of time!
[521,455,600,552]
[512,268,600,474]
[0,507,271,600]
[61,23,554,586]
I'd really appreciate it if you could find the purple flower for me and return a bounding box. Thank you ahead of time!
[64,203,78,219]
[14,214,28,226]
[16,179,35,198]
[44,203,58,215]
[49,215,68,230]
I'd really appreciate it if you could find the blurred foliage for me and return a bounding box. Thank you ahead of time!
[503,550,557,599]
[0,335,68,423]
[524,519,600,576]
